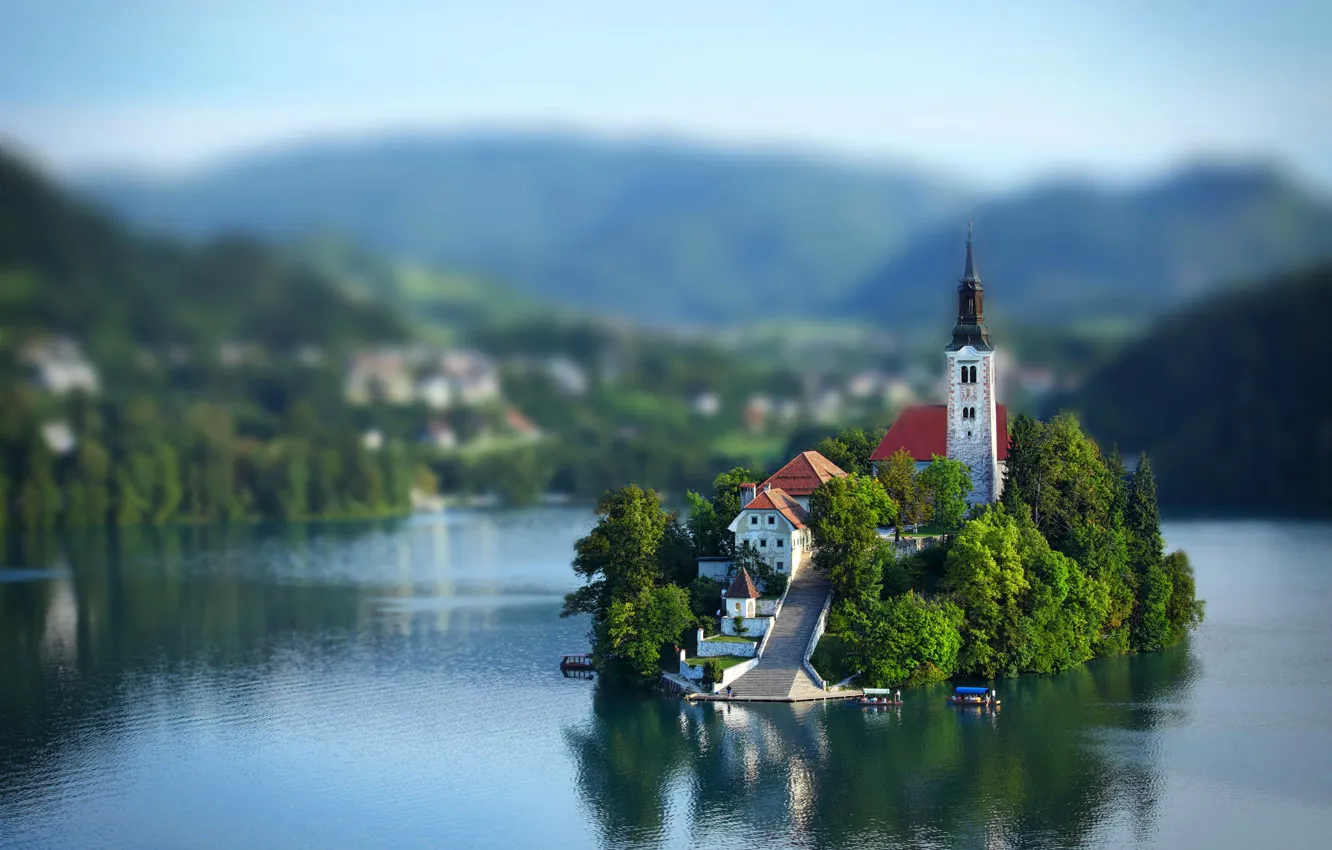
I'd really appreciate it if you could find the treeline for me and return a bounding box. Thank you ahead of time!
[814,413,1204,688]
[0,390,414,530]
[1067,262,1332,515]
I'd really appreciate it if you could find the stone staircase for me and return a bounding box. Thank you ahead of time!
[728,563,832,700]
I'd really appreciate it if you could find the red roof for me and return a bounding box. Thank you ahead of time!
[758,451,848,497]
[726,567,762,599]
[743,488,810,529]
[869,404,1009,462]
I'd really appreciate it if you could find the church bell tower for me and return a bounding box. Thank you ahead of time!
[945,222,1000,504]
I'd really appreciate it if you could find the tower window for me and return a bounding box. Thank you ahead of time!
[969,365,977,383]
[970,407,976,419]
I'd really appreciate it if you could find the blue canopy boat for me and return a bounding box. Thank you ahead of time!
[946,686,999,707]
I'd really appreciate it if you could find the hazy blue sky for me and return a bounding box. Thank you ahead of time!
[1,0,1328,185]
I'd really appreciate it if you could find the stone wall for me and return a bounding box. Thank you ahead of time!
[756,598,781,616]
[721,615,771,638]
[698,636,757,658]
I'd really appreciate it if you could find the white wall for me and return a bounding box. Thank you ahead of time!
[720,615,770,639]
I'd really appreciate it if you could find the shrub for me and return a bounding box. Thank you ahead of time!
[702,658,725,686]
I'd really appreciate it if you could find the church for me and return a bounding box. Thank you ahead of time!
[870,226,1009,504]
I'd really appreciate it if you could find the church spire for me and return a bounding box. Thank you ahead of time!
[948,220,991,351]
[962,218,979,283]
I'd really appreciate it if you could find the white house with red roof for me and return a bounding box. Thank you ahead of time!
[870,225,1008,504]
[725,451,848,577]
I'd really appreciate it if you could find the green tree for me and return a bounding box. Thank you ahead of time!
[707,467,762,556]
[943,506,1030,677]
[846,592,963,687]
[810,473,897,607]
[64,437,112,527]
[811,428,885,476]
[877,447,931,536]
[604,585,694,679]
[919,455,972,530]
[1125,453,1163,572]
[685,490,723,556]
[1162,550,1206,642]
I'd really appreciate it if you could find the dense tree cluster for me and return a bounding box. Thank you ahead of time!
[0,390,414,529]
[813,412,1205,687]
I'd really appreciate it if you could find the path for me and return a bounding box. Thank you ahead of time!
[726,563,840,701]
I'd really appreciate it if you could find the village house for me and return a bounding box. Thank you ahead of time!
[20,337,99,396]
[723,450,848,578]
[870,225,1009,504]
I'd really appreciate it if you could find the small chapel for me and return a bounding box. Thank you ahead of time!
[870,225,1009,504]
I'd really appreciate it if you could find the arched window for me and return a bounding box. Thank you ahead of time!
[970,407,976,419]
[960,367,968,384]
[969,365,977,383]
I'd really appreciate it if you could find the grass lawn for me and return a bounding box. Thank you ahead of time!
[810,633,858,684]
[684,655,750,670]
[703,635,756,644]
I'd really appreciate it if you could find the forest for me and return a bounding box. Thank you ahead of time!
[1069,262,1332,516]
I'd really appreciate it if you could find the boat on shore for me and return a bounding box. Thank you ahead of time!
[946,686,999,707]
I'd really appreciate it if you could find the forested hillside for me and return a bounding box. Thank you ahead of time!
[79,133,969,323]
[849,164,1332,327]
[0,152,406,368]
[82,135,1332,327]
[1066,263,1332,515]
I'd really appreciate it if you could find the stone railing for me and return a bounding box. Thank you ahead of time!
[802,590,834,691]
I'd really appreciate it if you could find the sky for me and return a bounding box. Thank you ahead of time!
[1,0,1328,187]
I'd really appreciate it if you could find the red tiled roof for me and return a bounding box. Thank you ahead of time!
[726,567,761,599]
[869,404,1009,462]
[758,451,848,496]
[743,488,810,529]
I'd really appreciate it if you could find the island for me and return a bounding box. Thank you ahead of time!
[562,229,1206,696]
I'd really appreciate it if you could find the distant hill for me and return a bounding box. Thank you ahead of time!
[1062,263,1332,515]
[80,135,1332,329]
[79,133,971,324]
[849,164,1332,326]
[0,151,407,365]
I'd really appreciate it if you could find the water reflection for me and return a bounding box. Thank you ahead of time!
[568,649,1200,849]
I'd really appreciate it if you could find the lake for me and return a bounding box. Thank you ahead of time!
[1,511,1330,849]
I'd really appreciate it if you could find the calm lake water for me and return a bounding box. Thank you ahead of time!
[1,511,1330,849]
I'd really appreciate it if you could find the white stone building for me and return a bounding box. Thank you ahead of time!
[869,225,1008,504]
[727,484,813,577]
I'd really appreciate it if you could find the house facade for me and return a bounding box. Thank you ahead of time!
[723,450,847,577]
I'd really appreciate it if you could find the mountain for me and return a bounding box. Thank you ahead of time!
[848,163,1332,327]
[0,151,407,365]
[1062,262,1332,515]
[79,133,971,324]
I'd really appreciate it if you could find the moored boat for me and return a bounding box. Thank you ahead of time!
[858,687,903,706]
[946,686,999,707]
